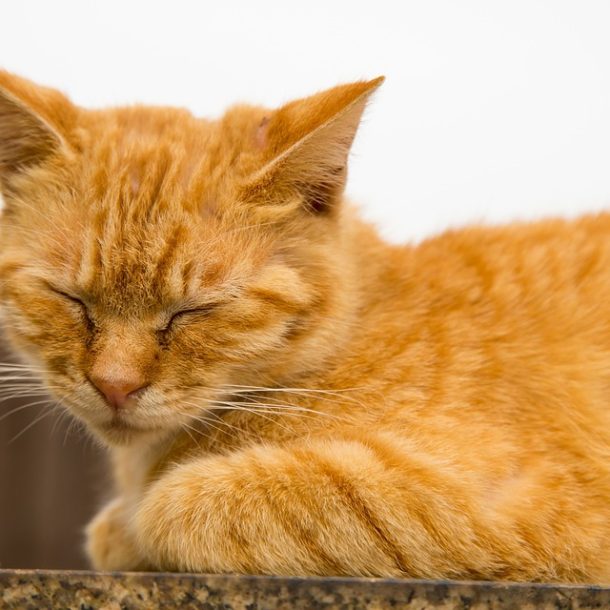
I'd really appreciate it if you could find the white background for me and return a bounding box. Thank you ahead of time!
[2,0,610,243]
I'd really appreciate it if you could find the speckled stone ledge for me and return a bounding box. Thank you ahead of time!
[2,569,610,610]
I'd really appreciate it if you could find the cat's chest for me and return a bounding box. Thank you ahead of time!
[112,437,179,504]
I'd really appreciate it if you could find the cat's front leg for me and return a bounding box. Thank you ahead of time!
[86,497,148,571]
[132,436,473,577]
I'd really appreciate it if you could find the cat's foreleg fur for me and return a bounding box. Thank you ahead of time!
[132,435,520,577]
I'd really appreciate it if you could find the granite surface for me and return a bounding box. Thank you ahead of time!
[1,569,610,609]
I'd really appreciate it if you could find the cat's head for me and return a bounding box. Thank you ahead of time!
[0,71,382,445]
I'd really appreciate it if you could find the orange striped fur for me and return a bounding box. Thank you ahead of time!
[1,71,610,582]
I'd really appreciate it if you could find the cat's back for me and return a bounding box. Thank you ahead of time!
[331,212,610,449]
[353,211,610,368]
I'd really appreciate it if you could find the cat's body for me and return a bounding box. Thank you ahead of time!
[1,71,610,582]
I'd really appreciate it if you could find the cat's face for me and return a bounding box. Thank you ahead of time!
[0,72,382,445]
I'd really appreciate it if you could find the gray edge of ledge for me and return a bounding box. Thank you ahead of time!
[1,569,610,609]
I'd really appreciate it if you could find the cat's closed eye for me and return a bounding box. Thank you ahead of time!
[47,284,95,328]
[162,304,219,333]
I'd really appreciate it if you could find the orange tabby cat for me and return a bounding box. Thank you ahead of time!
[1,70,610,583]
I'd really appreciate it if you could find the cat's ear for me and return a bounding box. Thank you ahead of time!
[0,71,76,195]
[243,77,384,217]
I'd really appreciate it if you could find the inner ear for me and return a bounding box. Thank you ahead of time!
[242,77,384,218]
[0,92,61,175]
[299,165,347,215]
[0,71,73,194]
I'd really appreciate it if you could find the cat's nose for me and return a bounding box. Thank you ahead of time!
[89,374,148,410]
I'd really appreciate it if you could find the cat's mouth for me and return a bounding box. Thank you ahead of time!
[104,418,139,432]
[98,414,159,444]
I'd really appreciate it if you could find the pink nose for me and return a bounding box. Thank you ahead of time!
[89,375,148,410]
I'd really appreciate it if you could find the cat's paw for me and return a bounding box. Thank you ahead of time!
[133,461,225,572]
[85,498,146,571]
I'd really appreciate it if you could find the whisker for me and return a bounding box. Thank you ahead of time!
[0,387,50,394]
[50,410,66,437]
[0,388,61,401]
[211,404,321,425]
[214,400,330,420]
[50,400,72,437]
[178,403,245,437]
[210,401,300,434]
[0,382,60,388]
[180,421,199,444]
[62,411,91,447]
[215,397,350,423]
[63,417,78,447]
[223,383,364,395]
[204,409,248,436]
[0,376,47,383]
[9,407,56,444]
[0,398,55,423]
[221,383,371,410]
[177,403,260,439]
[0,362,45,370]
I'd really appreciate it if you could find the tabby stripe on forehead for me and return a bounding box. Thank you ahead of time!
[180,259,194,295]
[86,206,108,289]
[151,225,186,288]
[140,148,172,222]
